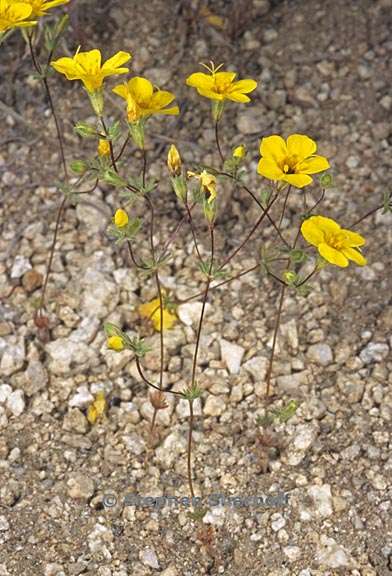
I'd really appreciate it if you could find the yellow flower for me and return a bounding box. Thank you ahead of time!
[301,215,367,268]
[51,48,131,93]
[139,298,177,332]
[113,208,128,228]
[112,77,179,122]
[0,0,36,32]
[257,134,330,188]
[233,144,246,159]
[186,62,257,103]
[98,139,111,157]
[19,0,69,17]
[87,391,107,424]
[107,335,124,351]
[167,144,181,176]
[187,170,217,203]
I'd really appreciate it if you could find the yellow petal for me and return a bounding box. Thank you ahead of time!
[260,135,287,164]
[311,215,341,235]
[186,72,214,90]
[257,158,284,180]
[341,247,367,266]
[127,77,153,102]
[87,404,97,424]
[226,92,251,103]
[283,173,313,188]
[286,134,317,162]
[196,88,223,100]
[214,71,237,86]
[318,243,348,267]
[230,79,257,94]
[75,49,102,72]
[150,90,175,109]
[296,155,330,174]
[301,218,325,247]
[155,105,180,115]
[51,57,80,80]
[342,229,366,247]
[112,83,129,100]
[102,51,131,72]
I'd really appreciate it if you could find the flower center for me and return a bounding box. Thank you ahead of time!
[214,77,232,94]
[326,231,347,250]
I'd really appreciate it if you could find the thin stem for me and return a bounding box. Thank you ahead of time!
[218,193,279,271]
[177,264,259,304]
[142,148,147,187]
[158,203,196,262]
[217,172,290,248]
[265,284,286,398]
[185,202,204,264]
[115,135,130,162]
[127,241,149,270]
[187,399,195,498]
[101,117,118,173]
[214,120,224,164]
[155,272,164,390]
[135,357,183,397]
[350,203,385,228]
[278,185,291,229]
[27,33,68,180]
[35,196,67,321]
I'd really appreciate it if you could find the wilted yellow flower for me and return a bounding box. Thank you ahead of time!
[257,134,330,189]
[186,62,257,103]
[107,335,124,351]
[139,298,177,332]
[187,170,217,203]
[112,77,179,122]
[0,0,36,32]
[21,0,69,17]
[51,48,131,93]
[301,215,367,268]
[87,391,107,424]
[98,139,111,157]
[113,208,128,228]
[233,144,246,159]
[167,144,181,176]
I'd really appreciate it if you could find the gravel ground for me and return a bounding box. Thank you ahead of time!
[0,0,392,575]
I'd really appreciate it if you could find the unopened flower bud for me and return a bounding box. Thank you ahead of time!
[167,144,181,176]
[233,145,246,159]
[98,139,111,157]
[113,208,129,228]
[107,335,124,351]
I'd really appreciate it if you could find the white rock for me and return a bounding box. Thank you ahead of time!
[69,386,94,409]
[243,356,268,382]
[219,339,245,374]
[271,512,286,531]
[46,339,96,375]
[308,484,333,518]
[177,302,211,326]
[176,398,202,419]
[283,545,301,562]
[122,433,145,455]
[0,384,12,404]
[286,424,318,466]
[307,343,333,366]
[67,472,95,500]
[140,548,159,570]
[155,432,187,469]
[203,506,226,526]
[69,317,100,344]
[316,535,353,568]
[359,342,389,364]
[0,515,10,531]
[0,338,25,376]
[203,395,226,417]
[7,390,25,417]
[11,255,31,278]
[80,265,119,319]
[113,268,138,292]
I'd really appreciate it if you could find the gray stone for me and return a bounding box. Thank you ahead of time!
[0,338,25,376]
[307,343,333,366]
[140,548,159,570]
[177,302,211,327]
[315,535,353,568]
[359,342,389,364]
[308,484,333,518]
[67,472,95,500]
[11,255,31,279]
[219,339,245,374]
[203,395,226,417]
[7,390,25,417]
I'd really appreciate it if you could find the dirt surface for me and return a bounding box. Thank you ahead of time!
[0,1,392,575]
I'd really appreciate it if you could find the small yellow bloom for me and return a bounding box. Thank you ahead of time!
[187,170,217,203]
[113,208,129,228]
[51,48,131,93]
[107,335,124,351]
[233,144,246,159]
[0,0,36,32]
[87,391,107,424]
[186,62,257,103]
[98,139,111,157]
[257,134,330,189]
[19,0,69,17]
[167,144,181,176]
[139,298,177,332]
[301,215,367,268]
[112,77,179,122]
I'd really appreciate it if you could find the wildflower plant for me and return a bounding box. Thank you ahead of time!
[3,10,391,500]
